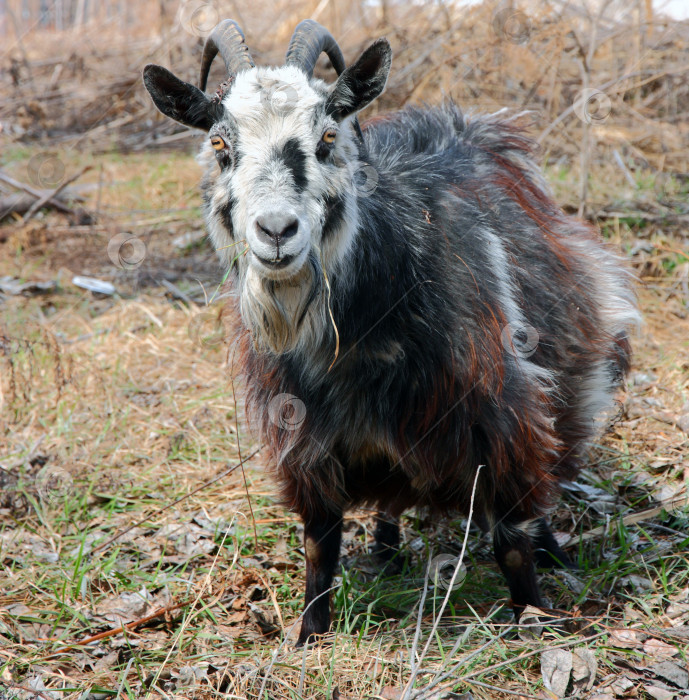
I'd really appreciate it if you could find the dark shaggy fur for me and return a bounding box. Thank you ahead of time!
[144,36,638,644]
[226,104,637,643]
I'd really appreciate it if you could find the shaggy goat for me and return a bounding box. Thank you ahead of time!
[143,19,639,644]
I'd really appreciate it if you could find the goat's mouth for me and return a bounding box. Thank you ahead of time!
[250,246,309,280]
[255,253,296,269]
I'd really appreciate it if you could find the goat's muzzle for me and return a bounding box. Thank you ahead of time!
[247,209,310,280]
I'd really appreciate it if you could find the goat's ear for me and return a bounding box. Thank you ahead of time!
[326,39,392,121]
[143,64,218,131]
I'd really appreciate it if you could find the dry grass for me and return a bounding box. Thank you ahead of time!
[0,268,687,698]
[1,0,689,698]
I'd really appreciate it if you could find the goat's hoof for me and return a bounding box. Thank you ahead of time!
[296,624,329,648]
[296,632,329,648]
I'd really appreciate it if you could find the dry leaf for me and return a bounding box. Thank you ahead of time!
[172,664,209,685]
[93,650,120,672]
[226,609,248,624]
[645,684,676,700]
[248,602,279,635]
[643,638,681,658]
[5,603,31,616]
[667,603,689,619]
[518,605,545,640]
[609,628,645,648]
[571,647,597,691]
[541,649,573,698]
[619,574,654,591]
[651,661,689,689]
[610,675,634,696]
[93,586,152,626]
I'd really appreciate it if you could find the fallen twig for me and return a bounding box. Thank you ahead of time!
[0,190,84,219]
[45,598,194,649]
[23,165,92,222]
[577,494,689,543]
[594,209,689,224]
[0,170,74,214]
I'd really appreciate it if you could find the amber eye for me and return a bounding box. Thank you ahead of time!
[210,135,226,150]
[322,129,337,145]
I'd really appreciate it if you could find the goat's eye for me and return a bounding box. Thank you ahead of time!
[210,135,226,150]
[316,129,337,161]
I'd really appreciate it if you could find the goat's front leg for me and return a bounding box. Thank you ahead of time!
[297,509,343,646]
[493,520,544,619]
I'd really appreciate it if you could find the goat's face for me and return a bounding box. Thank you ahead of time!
[143,33,391,352]
[203,66,360,282]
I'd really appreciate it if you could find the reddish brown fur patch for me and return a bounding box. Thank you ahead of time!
[305,536,320,564]
[504,549,523,569]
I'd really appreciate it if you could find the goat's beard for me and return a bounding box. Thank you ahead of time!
[240,251,324,354]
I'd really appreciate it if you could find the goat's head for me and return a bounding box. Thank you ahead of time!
[143,21,391,353]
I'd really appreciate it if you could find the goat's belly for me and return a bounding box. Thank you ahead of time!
[342,451,479,517]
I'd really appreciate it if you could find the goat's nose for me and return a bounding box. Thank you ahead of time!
[255,212,299,243]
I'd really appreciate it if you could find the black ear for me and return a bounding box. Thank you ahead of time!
[326,39,392,121]
[143,64,220,131]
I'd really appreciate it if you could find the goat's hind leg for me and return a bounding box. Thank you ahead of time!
[531,517,575,570]
[372,511,405,572]
[493,520,544,618]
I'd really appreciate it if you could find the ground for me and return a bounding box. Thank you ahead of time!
[0,143,688,699]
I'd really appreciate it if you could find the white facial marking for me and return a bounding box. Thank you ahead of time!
[202,65,360,353]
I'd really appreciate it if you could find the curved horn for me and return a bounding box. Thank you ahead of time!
[285,19,346,78]
[199,19,254,92]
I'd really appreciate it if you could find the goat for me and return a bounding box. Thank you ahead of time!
[143,19,639,644]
